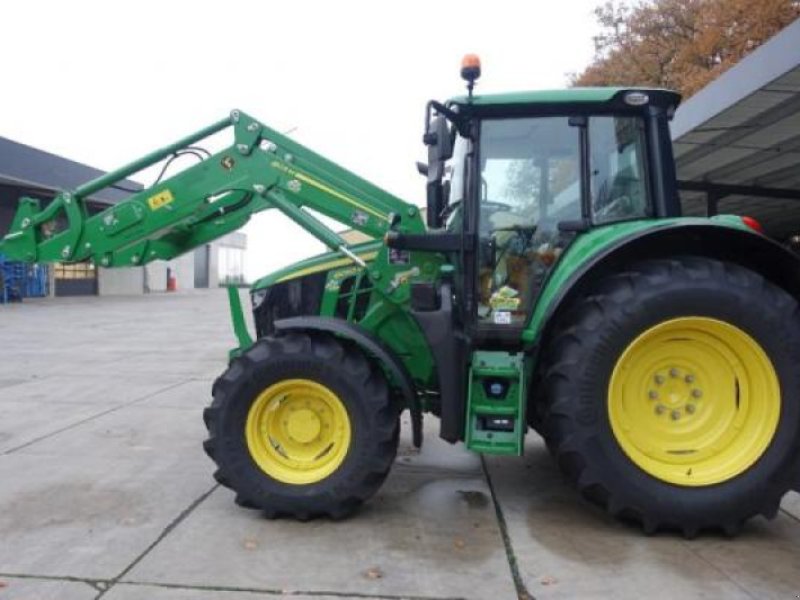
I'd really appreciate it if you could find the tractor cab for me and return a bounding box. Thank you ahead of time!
[422,59,681,340]
[407,57,683,454]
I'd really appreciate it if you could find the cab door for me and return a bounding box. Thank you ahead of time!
[474,116,583,337]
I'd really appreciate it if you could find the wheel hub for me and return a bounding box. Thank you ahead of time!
[286,408,322,444]
[649,367,703,420]
[608,317,780,486]
[245,379,351,485]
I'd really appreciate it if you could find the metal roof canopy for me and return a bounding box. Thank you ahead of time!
[672,17,800,240]
[0,136,141,205]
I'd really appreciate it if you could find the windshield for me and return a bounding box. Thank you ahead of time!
[480,117,582,232]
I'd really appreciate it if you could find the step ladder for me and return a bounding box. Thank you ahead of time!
[465,350,527,455]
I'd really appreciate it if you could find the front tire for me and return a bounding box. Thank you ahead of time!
[537,257,800,536]
[204,331,399,520]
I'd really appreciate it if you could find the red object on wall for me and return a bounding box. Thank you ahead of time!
[167,268,177,292]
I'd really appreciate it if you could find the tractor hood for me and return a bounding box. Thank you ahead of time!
[250,240,381,292]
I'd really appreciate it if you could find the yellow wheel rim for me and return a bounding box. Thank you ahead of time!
[245,379,351,485]
[608,317,780,486]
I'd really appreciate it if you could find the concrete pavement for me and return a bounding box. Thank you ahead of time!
[1,290,799,599]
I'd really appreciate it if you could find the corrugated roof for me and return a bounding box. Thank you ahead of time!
[672,17,800,240]
[0,136,141,204]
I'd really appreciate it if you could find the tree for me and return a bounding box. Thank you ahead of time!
[573,0,800,98]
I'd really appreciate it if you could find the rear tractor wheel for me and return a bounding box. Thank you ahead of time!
[204,332,399,519]
[538,257,800,536]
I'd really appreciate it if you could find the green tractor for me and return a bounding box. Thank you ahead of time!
[3,57,800,536]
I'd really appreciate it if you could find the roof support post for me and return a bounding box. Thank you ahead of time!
[706,190,724,217]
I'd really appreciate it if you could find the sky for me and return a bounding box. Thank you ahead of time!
[0,0,600,281]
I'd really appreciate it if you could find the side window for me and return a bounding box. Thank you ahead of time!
[478,118,581,327]
[590,116,649,223]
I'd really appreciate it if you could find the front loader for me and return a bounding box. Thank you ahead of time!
[4,56,800,536]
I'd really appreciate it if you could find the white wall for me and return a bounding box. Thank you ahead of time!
[145,262,167,292]
[143,254,195,292]
[96,239,235,296]
[98,266,144,295]
[208,244,219,288]
[170,252,195,291]
[98,254,195,296]
[212,232,247,286]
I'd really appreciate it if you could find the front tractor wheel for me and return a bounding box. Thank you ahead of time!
[538,257,800,536]
[204,332,399,520]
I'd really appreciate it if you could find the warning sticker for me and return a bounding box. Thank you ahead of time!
[147,189,174,211]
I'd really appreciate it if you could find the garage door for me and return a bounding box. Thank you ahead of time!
[54,261,97,296]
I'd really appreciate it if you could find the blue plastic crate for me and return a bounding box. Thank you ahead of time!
[0,254,49,303]
[26,263,49,297]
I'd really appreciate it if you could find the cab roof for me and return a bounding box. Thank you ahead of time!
[448,87,682,113]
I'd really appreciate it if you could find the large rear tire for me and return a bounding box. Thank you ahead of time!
[537,257,800,536]
[204,331,399,519]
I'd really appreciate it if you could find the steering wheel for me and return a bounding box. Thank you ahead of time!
[482,200,513,213]
[490,224,538,270]
[491,224,537,233]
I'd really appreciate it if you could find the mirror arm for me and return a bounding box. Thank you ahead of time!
[427,100,469,137]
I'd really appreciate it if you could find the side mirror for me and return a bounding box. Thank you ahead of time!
[424,114,453,164]
[423,113,453,229]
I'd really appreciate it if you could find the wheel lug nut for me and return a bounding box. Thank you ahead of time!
[648,390,658,400]
[671,410,681,420]
[686,404,696,414]
[654,375,665,385]
[685,374,695,383]
[655,404,666,415]
[669,368,679,378]
[692,389,702,398]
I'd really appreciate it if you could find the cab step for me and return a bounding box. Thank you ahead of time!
[465,350,526,455]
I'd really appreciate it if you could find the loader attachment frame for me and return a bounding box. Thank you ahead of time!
[0,110,425,270]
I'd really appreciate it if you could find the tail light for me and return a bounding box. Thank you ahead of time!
[741,216,764,233]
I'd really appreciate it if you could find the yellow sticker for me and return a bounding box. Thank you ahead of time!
[147,189,174,211]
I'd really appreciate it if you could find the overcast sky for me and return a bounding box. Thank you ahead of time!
[0,0,600,280]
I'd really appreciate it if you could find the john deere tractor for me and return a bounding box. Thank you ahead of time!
[4,56,800,536]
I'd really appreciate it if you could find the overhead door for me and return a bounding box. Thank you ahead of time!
[54,261,97,296]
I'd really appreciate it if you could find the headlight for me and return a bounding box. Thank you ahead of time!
[251,288,268,309]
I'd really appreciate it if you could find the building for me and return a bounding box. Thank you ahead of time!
[672,17,800,240]
[0,136,246,296]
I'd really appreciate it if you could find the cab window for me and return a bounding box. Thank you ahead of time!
[590,116,650,223]
[477,117,581,327]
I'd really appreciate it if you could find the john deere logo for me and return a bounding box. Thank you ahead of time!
[221,156,235,170]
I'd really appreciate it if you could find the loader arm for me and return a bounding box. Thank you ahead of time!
[0,110,425,269]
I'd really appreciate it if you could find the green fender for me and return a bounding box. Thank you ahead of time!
[524,215,800,346]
